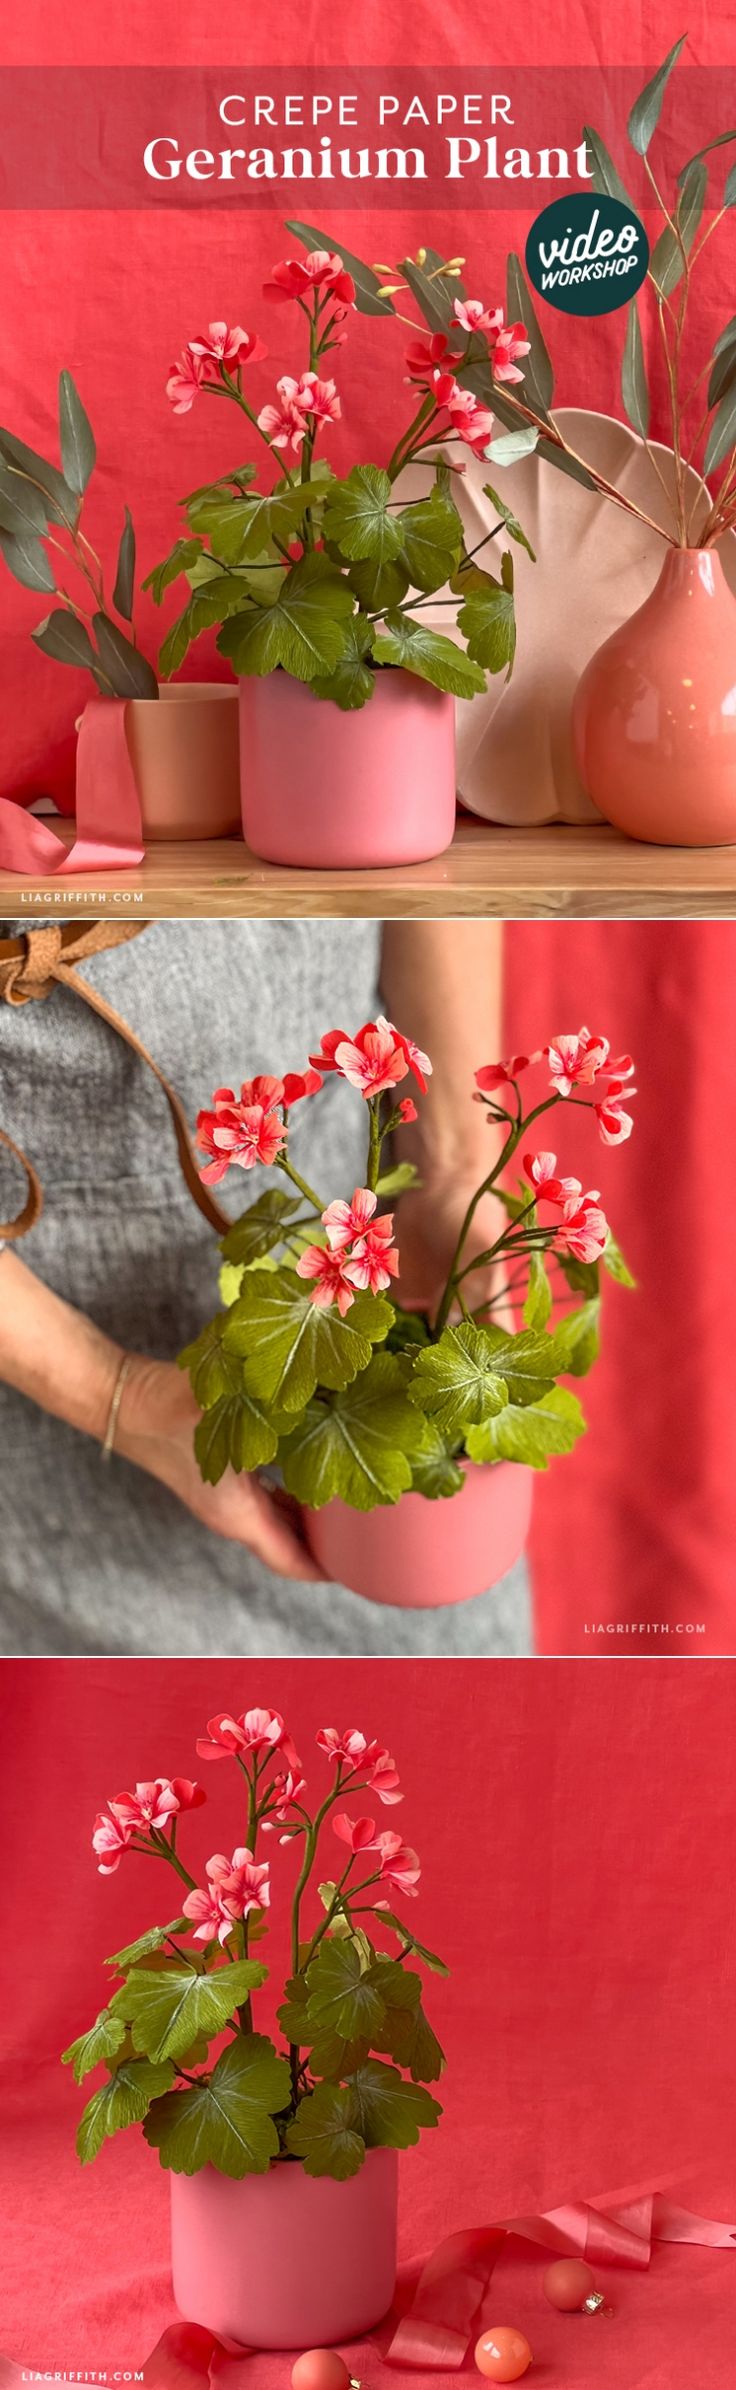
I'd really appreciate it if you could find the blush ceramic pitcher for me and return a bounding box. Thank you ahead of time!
[170,2148,399,2348]
[572,549,736,846]
[238,666,457,867]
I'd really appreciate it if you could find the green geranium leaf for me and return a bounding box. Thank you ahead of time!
[323,465,404,566]
[93,612,158,700]
[478,484,536,560]
[194,1391,282,1484]
[285,220,395,316]
[280,1352,427,1512]
[77,2058,174,2164]
[58,372,96,498]
[505,254,554,415]
[32,610,96,670]
[179,1312,245,1407]
[0,529,55,593]
[144,2033,291,2178]
[375,1160,421,1198]
[62,2007,127,2084]
[188,481,322,564]
[377,1913,450,1976]
[218,554,354,682]
[523,1248,553,1329]
[143,537,202,606]
[112,507,136,621]
[221,1190,303,1268]
[347,554,410,611]
[627,36,686,157]
[457,568,516,678]
[373,1988,446,2084]
[396,487,463,593]
[602,1228,636,1288]
[409,1420,465,1499]
[286,2083,367,2179]
[113,1959,267,2065]
[345,2058,442,2148]
[466,1382,586,1469]
[650,159,707,298]
[159,573,248,676]
[304,1939,386,2043]
[546,1298,601,1377]
[621,300,650,438]
[407,1322,508,1442]
[312,615,376,710]
[224,1268,393,1414]
[582,125,636,207]
[279,1976,373,2081]
[106,1918,190,1971]
[372,612,486,698]
[472,1323,560,1407]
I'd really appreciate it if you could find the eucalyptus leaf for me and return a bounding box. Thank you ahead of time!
[93,612,158,698]
[112,507,136,620]
[582,125,636,208]
[649,160,707,297]
[32,610,97,670]
[0,530,56,593]
[708,321,736,410]
[627,37,686,157]
[704,384,736,477]
[621,300,650,437]
[0,427,78,526]
[58,371,96,496]
[0,463,49,540]
[505,254,554,415]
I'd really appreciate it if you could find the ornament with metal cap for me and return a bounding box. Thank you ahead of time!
[543,2257,611,2315]
[291,2355,364,2390]
[474,2325,533,2381]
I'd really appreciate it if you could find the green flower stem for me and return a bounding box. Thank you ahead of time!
[277,1155,327,1215]
[217,366,297,489]
[367,1100,382,1192]
[386,393,440,483]
[432,1092,561,1334]
[145,1829,197,1892]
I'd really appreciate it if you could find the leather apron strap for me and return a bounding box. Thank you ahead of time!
[0,920,229,1240]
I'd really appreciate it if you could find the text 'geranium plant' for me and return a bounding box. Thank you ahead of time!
[145,232,534,701]
[179,1021,636,1511]
[64,1710,446,2181]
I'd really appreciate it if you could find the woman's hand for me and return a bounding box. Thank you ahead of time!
[393,1174,510,1328]
[116,1356,322,1580]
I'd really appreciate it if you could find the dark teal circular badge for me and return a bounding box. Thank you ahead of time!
[525,192,649,316]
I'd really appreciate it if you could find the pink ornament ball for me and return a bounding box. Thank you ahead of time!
[291,2355,351,2390]
[474,2325,533,2382]
[543,2256,596,2311]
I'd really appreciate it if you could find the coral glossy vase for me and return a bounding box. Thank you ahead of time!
[304,1461,533,1608]
[124,684,241,839]
[572,549,736,846]
[238,667,457,867]
[170,2149,398,2348]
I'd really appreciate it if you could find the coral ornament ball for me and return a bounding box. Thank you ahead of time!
[474,2325,533,2382]
[543,2255,596,2309]
[291,2355,351,2390]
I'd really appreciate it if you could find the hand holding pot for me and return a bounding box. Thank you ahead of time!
[116,1356,322,1579]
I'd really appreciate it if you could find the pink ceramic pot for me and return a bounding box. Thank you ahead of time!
[572,549,736,846]
[170,2149,398,2348]
[239,668,457,867]
[305,1460,533,1609]
[125,684,241,839]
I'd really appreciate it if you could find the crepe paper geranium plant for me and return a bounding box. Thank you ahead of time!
[177,1021,636,1513]
[144,244,534,705]
[0,373,157,697]
[63,1709,447,2182]
[289,32,736,554]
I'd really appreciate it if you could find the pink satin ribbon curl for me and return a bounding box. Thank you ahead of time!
[1,2187,733,2385]
[0,700,144,873]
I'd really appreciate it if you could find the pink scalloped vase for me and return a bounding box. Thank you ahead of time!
[170,2148,398,2348]
[304,1460,533,1608]
[238,667,457,867]
[125,684,241,838]
[572,549,736,846]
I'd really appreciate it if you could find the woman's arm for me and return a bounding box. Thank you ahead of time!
[380,921,507,1314]
[0,1249,320,1579]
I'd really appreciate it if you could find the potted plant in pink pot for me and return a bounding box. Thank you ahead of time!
[64,1707,445,2349]
[150,244,532,869]
[0,374,240,839]
[179,1018,635,1609]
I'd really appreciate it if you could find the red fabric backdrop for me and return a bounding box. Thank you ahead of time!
[1,1657,735,2380]
[1,1,733,803]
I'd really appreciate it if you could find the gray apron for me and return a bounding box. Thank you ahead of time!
[0,919,532,1656]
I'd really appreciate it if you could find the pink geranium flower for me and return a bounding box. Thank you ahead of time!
[197,1094,286,1184]
[405,330,464,383]
[453,298,504,337]
[595,1078,637,1145]
[309,1022,411,1098]
[262,1764,307,1835]
[333,1812,382,1856]
[490,321,531,383]
[363,1740,403,1805]
[263,251,356,308]
[109,1778,206,1834]
[183,1846,270,1945]
[333,1814,420,1895]
[295,1243,357,1316]
[475,1055,531,1092]
[298,372,342,431]
[196,1708,289,1762]
[316,1727,402,1804]
[317,1725,371,1767]
[433,376,495,455]
[344,1215,400,1297]
[257,372,340,455]
[556,1191,609,1264]
[523,1152,565,1204]
[188,323,267,369]
[282,1069,323,1105]
[376,1017,432,1093]
[547,1028,612,1097]
[166,347,209,413]
[322,1187,379,1250]
[92,1809,134,1875]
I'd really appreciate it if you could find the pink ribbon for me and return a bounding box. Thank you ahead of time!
[0,700,144,872]
[1,2192,734,2383]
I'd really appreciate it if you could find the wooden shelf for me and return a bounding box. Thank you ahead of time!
[4,816,736,919]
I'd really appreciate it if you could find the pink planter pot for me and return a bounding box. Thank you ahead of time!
[125,685,241,839]
[572,549,736,846]
[239,668,457,867]
[170,2148,398,2349]
[305,1461,533,1609]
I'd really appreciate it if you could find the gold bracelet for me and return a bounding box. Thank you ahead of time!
[101,1353,133,1463]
